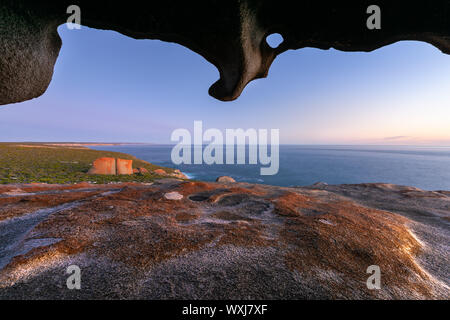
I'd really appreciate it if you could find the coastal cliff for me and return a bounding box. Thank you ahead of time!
[0,180,448,299]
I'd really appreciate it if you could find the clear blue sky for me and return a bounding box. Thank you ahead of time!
[1,25,449,145]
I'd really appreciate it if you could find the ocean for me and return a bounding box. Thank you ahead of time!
[90,145,450,191]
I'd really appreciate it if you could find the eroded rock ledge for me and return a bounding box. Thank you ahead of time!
[0,180,448,299]
[1,1,450,104]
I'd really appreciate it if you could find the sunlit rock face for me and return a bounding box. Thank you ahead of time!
[87,157,116,175]
[87,158,134,175]
[1,1,450,105]
[116,159,133,175]
[216,176,236,183]
[0,181,448,299]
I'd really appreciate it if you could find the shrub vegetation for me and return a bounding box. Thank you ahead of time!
[0,143,176,184]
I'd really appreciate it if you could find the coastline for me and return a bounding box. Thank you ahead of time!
[0,143,449,299]
[87,144,450,191]
[0,143,182,185]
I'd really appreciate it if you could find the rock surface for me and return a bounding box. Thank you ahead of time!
[170,169,188,179]
[88,158,135,175]
[164,191,184,201]
[134,167,149,175]
[153,168,188,179]
[2,1,450,104]
[153,169,167,176]
[116,159,133,175]
[0,181,448,299]
[87,157,116,175]
[216,176,236,183]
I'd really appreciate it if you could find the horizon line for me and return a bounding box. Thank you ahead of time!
[2,141,450,148]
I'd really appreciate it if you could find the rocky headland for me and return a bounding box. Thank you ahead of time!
[0,179,448,299]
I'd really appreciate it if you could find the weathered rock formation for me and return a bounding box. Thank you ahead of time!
[87,157,116,175]
[133,167,149,175]
[216,176,236,183]
[0,181,448,299]
[153,168,188,179]
[172,169,187,179]
[88,158,133,175]
[1,1,450,104]
[116,159,133,175]
[153,169,167,176]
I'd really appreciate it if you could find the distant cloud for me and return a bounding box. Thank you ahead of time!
[384,136,410,140]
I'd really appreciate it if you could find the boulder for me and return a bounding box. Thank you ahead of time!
[310,182,328,188]
[170,169,188,179]
[216,176,236,183]
[154,169,167,176]
[134,167,149,175]
[88,158,133,175]
[117,158,133,175]
[153,168,188,179]
[88,157,116,175]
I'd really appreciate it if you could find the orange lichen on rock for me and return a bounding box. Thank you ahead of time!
[133,167,149,175]
[0,181,448,299]
[271,191,313,217]
[116,158,133,175]
[175,181,218,196]
[87,157,116,175]
[87,158,135,175]
[153,169,167,176]
[275,194,432,299]
[0,190,105,221]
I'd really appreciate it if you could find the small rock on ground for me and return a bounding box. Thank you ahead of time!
[164,191,183,200]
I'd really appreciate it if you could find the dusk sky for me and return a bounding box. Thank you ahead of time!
[1,24,449,145]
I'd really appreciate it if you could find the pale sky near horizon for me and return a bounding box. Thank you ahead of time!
[0,25,449,145]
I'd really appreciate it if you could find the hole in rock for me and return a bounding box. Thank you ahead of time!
[188,194,211,202]
[266,33,284,49]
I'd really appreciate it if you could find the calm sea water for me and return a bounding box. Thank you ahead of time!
[91,145,450,191]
